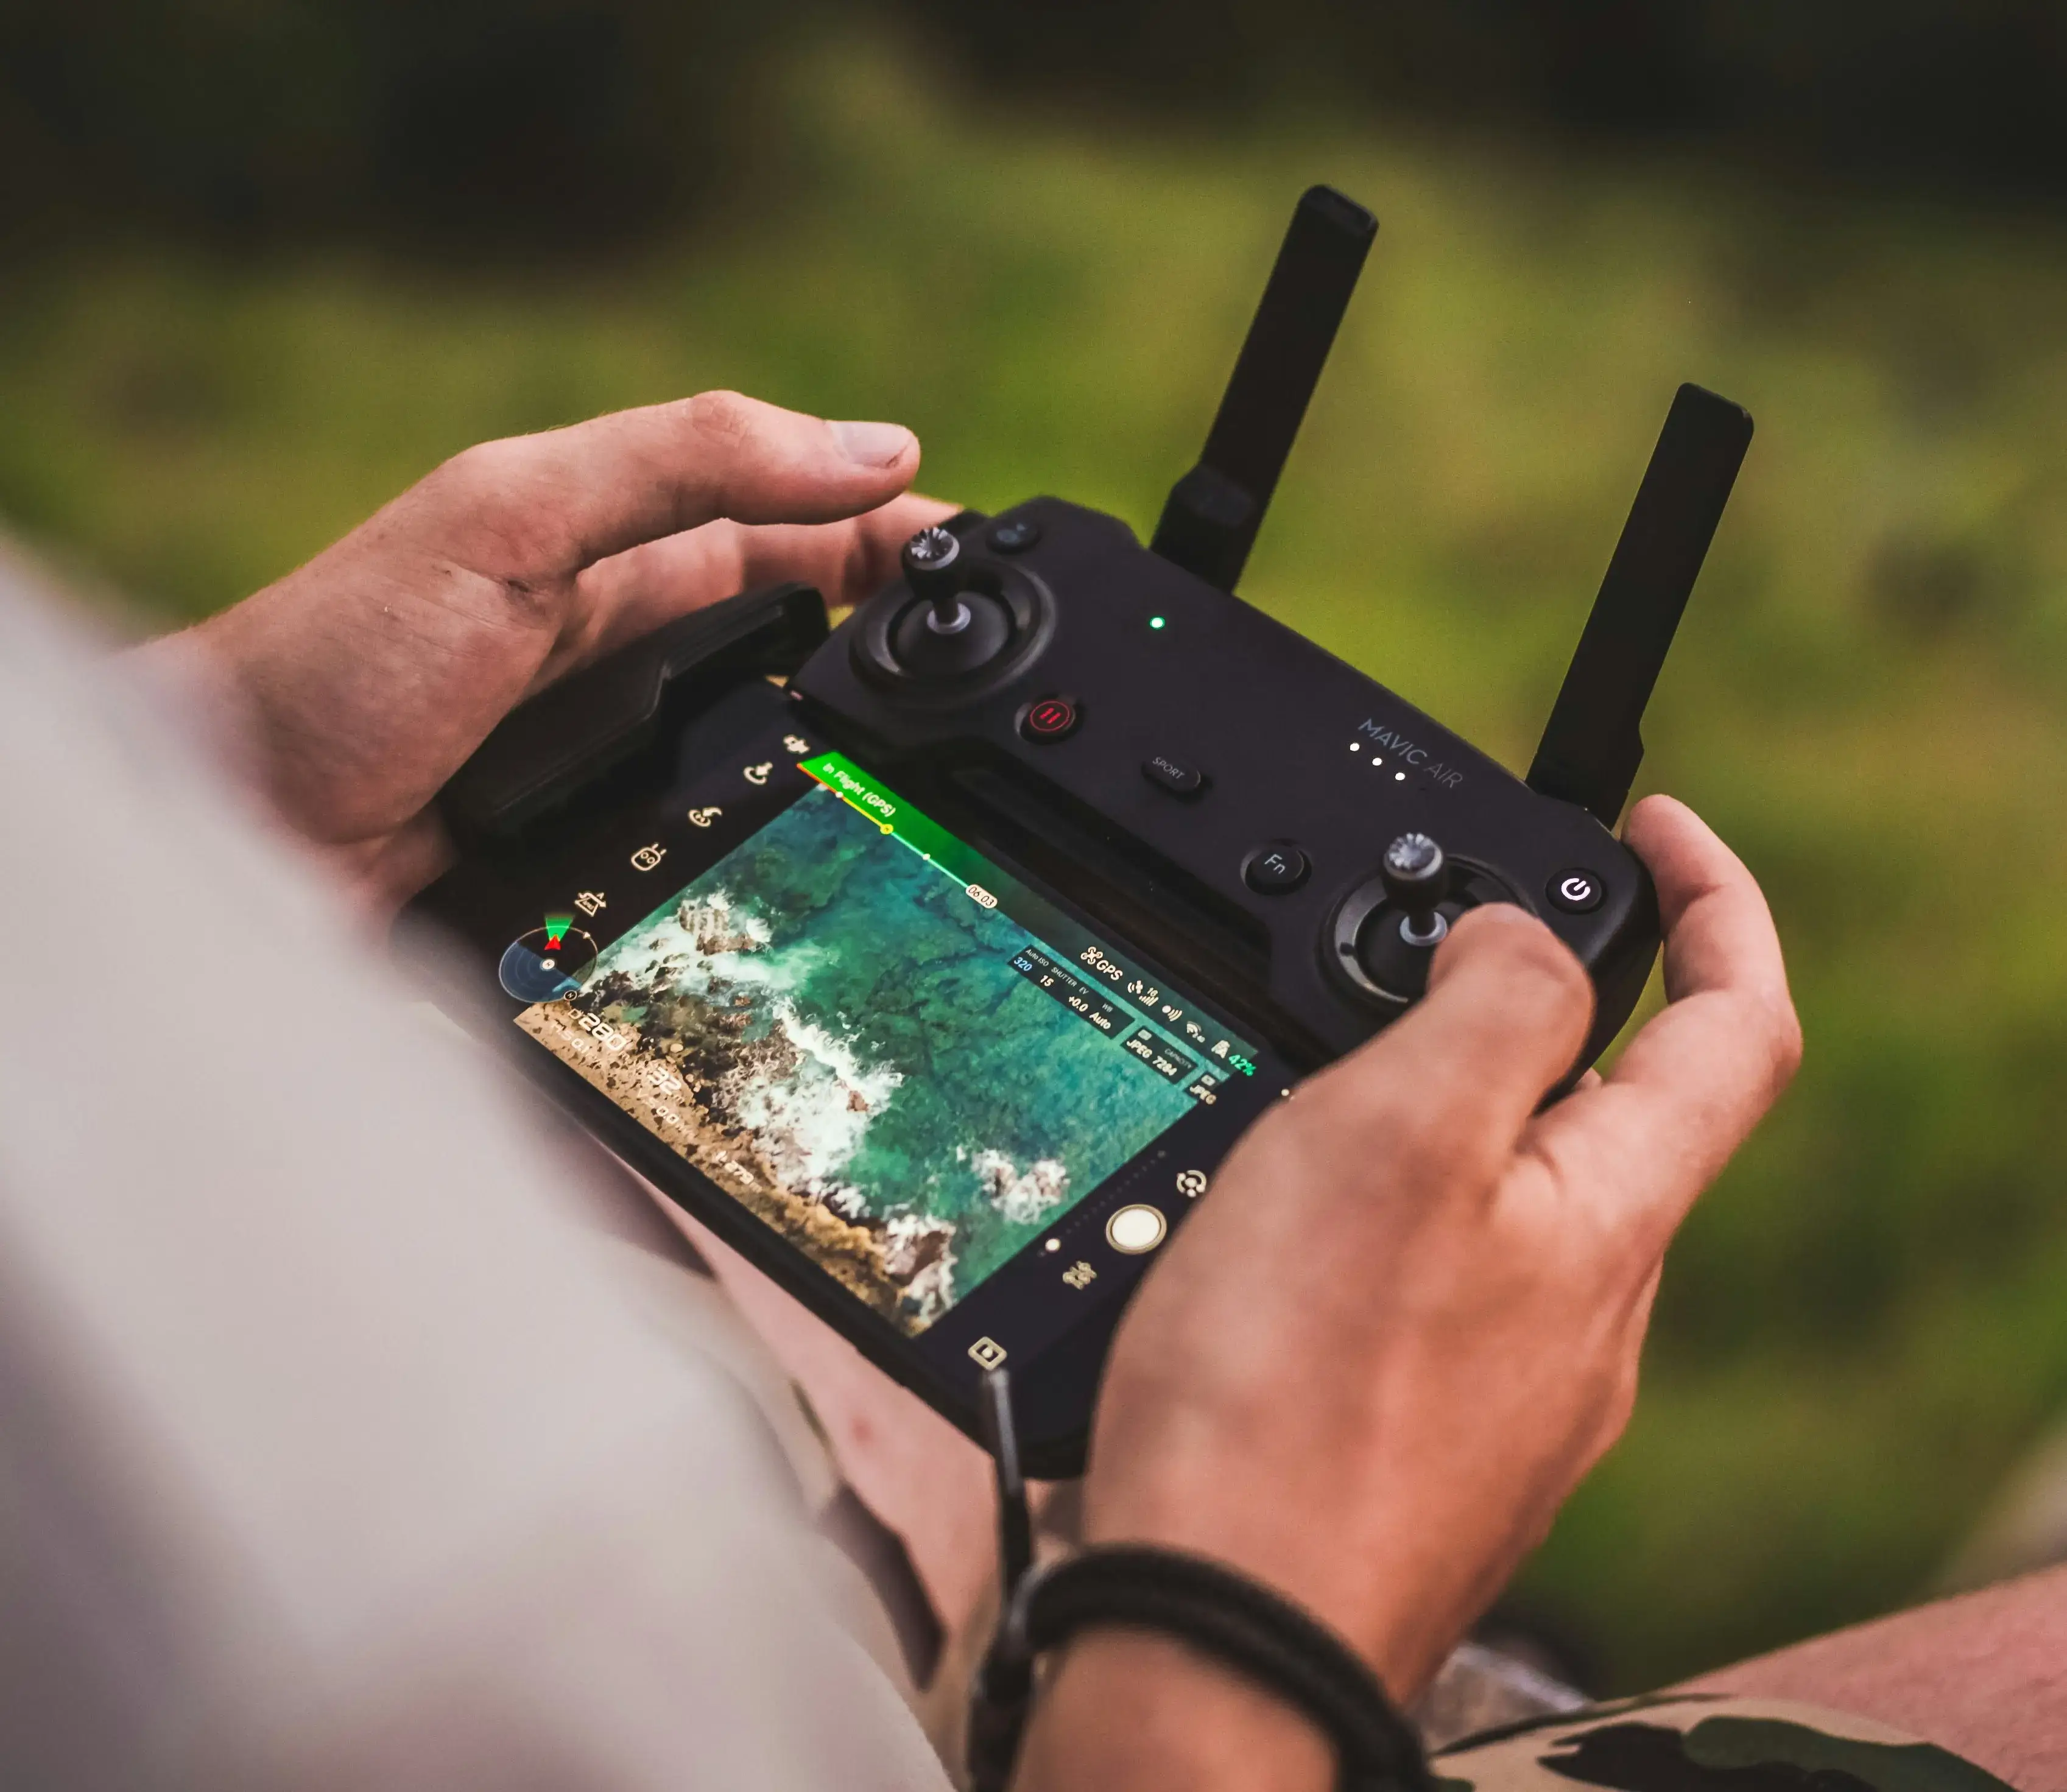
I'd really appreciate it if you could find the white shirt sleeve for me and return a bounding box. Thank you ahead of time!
[0,568,954,1792]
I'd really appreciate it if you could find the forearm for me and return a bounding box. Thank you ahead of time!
[1682,1562,2067,1790]
[1013,1630,1333,1792]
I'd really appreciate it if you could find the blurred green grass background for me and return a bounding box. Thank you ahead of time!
[9,43,2067,1691]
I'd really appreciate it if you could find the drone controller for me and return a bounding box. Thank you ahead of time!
[414,186,1751,1472]
[792,186,1750,1070]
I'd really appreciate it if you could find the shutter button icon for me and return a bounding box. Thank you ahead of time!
[1106,1204,1168,1254]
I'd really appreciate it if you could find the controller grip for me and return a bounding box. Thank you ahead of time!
[437,581,828,846]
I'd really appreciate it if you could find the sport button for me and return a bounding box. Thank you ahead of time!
[1019,695,1080,742]
[1548,868,1605,913]
[1141,753,1205,797]
[1243,842,1310,894]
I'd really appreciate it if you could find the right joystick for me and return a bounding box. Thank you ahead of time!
[1331,832,1507,1007]
[1381,832,1449,948]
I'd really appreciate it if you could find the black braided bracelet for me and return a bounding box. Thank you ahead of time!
[966,1543,1433,1792]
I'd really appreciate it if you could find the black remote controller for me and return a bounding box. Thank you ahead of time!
[412,186,1750,1473]
[794,187,1750,1072]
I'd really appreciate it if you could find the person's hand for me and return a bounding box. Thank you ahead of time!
[146,393,953,905]
[1018,795,1800,1791]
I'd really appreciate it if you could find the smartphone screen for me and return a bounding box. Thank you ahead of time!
[505,746,1264,1340]
[410,693,1284,1411]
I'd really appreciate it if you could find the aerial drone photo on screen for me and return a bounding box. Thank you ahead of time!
[517,782,1202,1334]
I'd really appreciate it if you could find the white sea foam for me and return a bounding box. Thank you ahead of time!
[971,1150,1071,1226]
[731,999,903,1200]
[591,881,921,1232]
[882,1211,959,1323]
[590,887,788,999]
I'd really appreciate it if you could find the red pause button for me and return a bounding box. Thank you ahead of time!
[1019,695,1080,742]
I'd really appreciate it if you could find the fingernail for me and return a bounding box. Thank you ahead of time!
[831,420,916,467]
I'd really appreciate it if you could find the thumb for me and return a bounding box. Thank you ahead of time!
[409,390,923,581]
[1297,904,1595,1191]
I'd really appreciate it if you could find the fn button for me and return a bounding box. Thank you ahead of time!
[1242,842,1310,894]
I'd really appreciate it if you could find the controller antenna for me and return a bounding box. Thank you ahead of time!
[1527,384,1753,827]
[1381,832,1449,947]
[903,526,973,636]
[1151,186,1376,593]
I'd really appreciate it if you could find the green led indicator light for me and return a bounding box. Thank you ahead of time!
[1149,616,1166,630]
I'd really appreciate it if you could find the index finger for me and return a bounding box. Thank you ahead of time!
[416,391,924,583]
[555,493,960,676]
[1525,793,1801,1235]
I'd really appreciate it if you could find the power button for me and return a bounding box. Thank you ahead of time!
[1548,868,1604,914]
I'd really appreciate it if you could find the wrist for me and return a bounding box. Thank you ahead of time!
[1077,1500,1460,1705]
[1074,1513,1430,1695]
[1013,1628,1333,1792]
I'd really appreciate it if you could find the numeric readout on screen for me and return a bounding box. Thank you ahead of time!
[1009,945,1227,1104]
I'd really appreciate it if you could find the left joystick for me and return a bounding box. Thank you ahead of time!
[903,527,971,636]
[889,525,1014,678]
